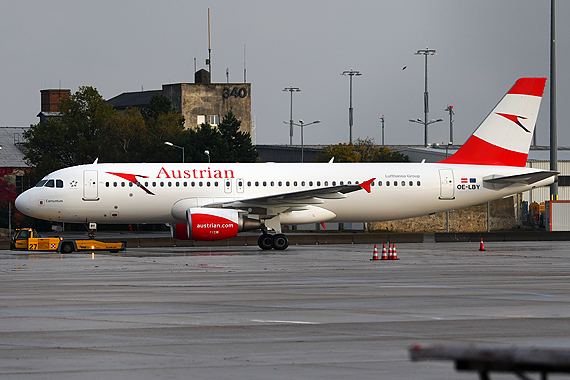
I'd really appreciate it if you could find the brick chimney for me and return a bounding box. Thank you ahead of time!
[40,89,70,112]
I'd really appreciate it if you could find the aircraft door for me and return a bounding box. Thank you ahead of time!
[438,169,455,200]
[237,178,244,193]
[83,170,99,201]
[224,178,232,194]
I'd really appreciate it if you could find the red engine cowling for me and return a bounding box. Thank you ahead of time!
[170,208,261,241]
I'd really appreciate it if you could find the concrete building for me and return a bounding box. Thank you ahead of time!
[108,69,252,134]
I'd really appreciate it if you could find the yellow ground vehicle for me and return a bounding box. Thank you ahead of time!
[11,228,126,253]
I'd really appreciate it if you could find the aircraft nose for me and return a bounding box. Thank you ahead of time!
[15,192,30,213]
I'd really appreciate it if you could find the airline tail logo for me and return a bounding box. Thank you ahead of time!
[496,113,530,133]
[106,172,155,195]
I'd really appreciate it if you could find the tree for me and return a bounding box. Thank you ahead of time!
[141,93,178,122]
[216,110,258,163]
[24,86,117,178]
[315,138,408,163]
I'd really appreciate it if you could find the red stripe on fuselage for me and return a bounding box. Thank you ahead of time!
[508,78,547,97]
[438,135,528,167]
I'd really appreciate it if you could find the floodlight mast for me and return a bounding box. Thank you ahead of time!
[283,86,301,145]
[341,69,362,144]
[409,48,441,147]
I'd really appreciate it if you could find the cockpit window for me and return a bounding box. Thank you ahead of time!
[56,179,64,188]
[36,180,47,187]
[44,179,55,188]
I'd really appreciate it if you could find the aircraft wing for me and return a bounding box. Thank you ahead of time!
[483,171,557,186]
[207,178,375,209]
[409,344,570,378]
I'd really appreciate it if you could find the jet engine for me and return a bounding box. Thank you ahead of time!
[170,208,262,241]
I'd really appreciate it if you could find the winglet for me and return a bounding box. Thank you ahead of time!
[358,178,376,193]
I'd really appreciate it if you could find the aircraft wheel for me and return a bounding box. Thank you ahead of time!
[258,234,273,250]
[272,234,289,250]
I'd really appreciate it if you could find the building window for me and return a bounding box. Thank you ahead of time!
[210,115,220,126]
[197,115,206,125]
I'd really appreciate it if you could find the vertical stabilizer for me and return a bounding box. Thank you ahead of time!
[439,77,546,166]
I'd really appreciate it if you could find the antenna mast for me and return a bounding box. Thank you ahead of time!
[207,8,212,76]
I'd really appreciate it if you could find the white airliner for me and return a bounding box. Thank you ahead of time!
[15,77,556,250]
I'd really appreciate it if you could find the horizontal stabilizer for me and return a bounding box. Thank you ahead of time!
[483,171,557,186]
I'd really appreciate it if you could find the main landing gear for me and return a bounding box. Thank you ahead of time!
[258,233,289,250]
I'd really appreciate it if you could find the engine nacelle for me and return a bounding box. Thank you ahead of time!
[170,208,262,241]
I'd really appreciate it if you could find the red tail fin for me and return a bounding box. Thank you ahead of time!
[439,78,546,167]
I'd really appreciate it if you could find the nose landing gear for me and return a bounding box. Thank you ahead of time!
[257,233,289,250]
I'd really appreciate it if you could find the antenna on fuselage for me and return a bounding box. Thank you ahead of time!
[93,158,99,164]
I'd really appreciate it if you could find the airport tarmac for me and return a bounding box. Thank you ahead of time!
[1,241,570,380]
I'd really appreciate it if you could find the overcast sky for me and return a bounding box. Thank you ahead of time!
[1,1,569,148]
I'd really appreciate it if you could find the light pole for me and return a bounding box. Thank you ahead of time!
[410,48,441,147]
[164,141,185,163]
[283,86,301,145]
[380,115,385,146]
[341,69,361,144]
[283,120,321,162]
[444,104,454,144]
[204,150,210,163]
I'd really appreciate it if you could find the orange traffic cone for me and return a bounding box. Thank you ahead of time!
[371,244,379,260]
[388,243,393,259]
[391,243,399,260]
[479,238,486,251]
[381,243,388,260]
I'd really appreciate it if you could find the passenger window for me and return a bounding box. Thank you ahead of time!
[191,182,195,187]
[106,182,110,187]
[255,181,259,187]
[278,181,282,186]
[324,181,328,186]
[309,181,313,186]
[176,182,180,187]
[301,181,306,186]
[294,181,297,186]
[56,179,63,188]
[409,181,413,186]
[263,181,267,186]
[378,181,382,186]
[183,182,187,187]
[247,181,252,186]
[199,182,203,187]
[417,181,421,186]
[121,182,126,187]
[270,181,274,186]
[145,182,149,187]
[394,181,397,186]
[160,182,164,187]
[401,181,405,186]
[45,179,55,188]
[129,182,133,187]
[215,182,219,187]
[286,181,290,186]
[340,181,344,185]
[207,182,211,187]
[386,181,390,187]
[168,182,172,187]
[152,182,156,187]
[332,181,336,186]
